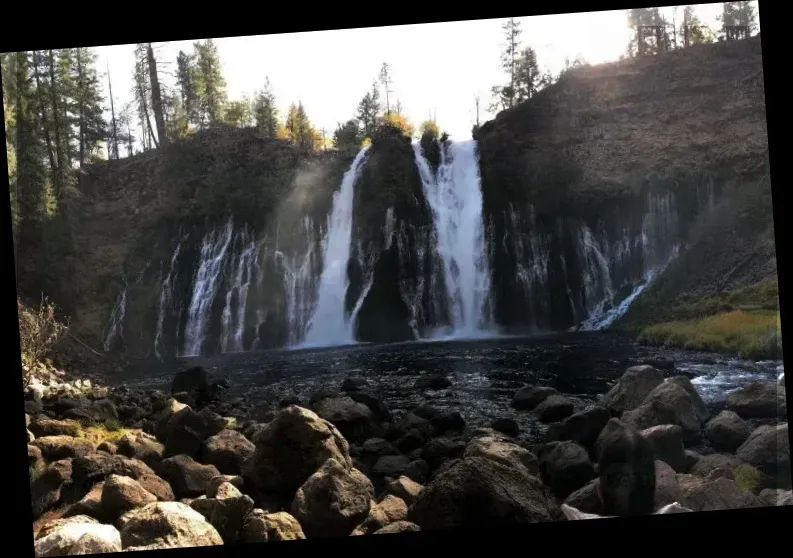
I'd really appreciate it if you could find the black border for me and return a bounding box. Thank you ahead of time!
[2,2,790,557]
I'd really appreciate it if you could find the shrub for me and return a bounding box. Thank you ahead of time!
[17,296,68,386]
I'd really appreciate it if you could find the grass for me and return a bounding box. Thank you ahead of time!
[733,464,762,493]
[17,297,69,387]
[638,309,782,360]
[77,419,138,445]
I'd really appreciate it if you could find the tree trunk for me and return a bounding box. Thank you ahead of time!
[77,52,86,166]
[147,43,168,148]
[47,50,64,196]
[32,51,57,174]
[107,60,119,160]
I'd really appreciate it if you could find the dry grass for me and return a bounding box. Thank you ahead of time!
[638,309,781,360]
[78,420,139,445]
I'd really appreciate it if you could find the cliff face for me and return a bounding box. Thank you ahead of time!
[36,36,773,361]
[475,35,771,333]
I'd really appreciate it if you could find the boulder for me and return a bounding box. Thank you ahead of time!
[241,509,306,543]
[681,477,763,511]
[351,495,408,535]
[600,365,664,415]
[464,435,539,476]
[29,418,82,438]
[32,436,94,461]
[156,455,221,499]
[101,474,158,519]
[118,501,223,550]
[535,395,575,423]
[373,521,421,534]
[490,418,520,437]
[386,475,424,505]
[726,381,784,419]
[201,429,256,475]
[621,379,704,443]
[563,479,604,515]
[34,519,121,557]
[312,395,378,442]
[654,460,683,509]
[641,424,687,472]
[537,441,597,499]
[545,406,611,455]
[704,410,751,452]
[736,423,790,487]
[290,458,374,538]
[31,459,73,518]
[512,386,558,411]
[189,482,255,544]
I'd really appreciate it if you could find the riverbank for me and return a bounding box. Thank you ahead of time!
[25,344,789,553]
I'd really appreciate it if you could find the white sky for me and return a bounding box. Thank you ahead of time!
[96,4,743,145]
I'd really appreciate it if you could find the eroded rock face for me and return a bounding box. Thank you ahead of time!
[408,456,562,530]
[118,502,224,550]
[242,405,352,499]
[290,458,374,538]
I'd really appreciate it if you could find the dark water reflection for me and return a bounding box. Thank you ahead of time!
[112,332,782,442]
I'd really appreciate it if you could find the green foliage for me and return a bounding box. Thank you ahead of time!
[194,39,227,124]
[252,78,279,138]
[420,119,439,138]
[224,98,252,127]
[176,50,201,127]
[733,464,762,492]
[379,111,415,138]
[626,7,670,56]
[72,47,107,164]
[490,19,551,113]
[333,119,361,150]
[356,81,381,140]
[719,2,759,35]
[681,6,716,46]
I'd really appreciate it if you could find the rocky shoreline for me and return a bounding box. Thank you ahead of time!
[25,363,789,555]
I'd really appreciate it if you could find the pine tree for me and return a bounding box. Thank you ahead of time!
[252,78,279,137]
[627,8,669,56]
[176,50,200,129]
[513,47,542,104]
[333,119,361,150]
[379,62,392,114]
[224,98,252,127]
[680,5,714,46]
[106,59,120,160]
[11,51,49,273]
[356,82,381,140]
[146,43,167,147]
[194,39,227,124]
[490,18,523,112]
[72,47,107,165]
[133,45,157,149]
[719,2,758,38]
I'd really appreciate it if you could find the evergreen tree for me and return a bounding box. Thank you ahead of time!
[11,51,48,274]
[513,46,542,103]
[332,119,361,150]
[194,39,227,124]
[72,47,107,165]
[380,111,414,137]
[224,98,252,127]
[419,119,440,138]
[627,8,669,56]
[145,43,167,147]
[117,102,136,157]
[719,2,758,38]
[490,18,523,112]
[133,45,156,149]
[356,81,381,140]
[176,50,200,128]
[680,5,715,46]
[379,62,392,114]
[252,78,279,137]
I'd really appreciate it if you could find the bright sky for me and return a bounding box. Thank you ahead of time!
[96,4,742,146]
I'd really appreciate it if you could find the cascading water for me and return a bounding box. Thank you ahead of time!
[415,140,492,338]
[278,216,322,346]
[104,286,127,351]
[220,228,262,353]
[301,146,370,347]
[182,218,235,356]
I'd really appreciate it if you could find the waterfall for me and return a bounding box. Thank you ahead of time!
[182,218,235,356]
[154,239,184,358]
[301,146,370,347]
[278,216,321,346]
[220,227,261,353]
[104,285,127,351]
[416,140,492,338]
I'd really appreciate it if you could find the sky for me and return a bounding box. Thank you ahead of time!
[95,4,745,146]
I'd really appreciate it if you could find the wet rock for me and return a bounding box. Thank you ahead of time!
[347,391,391,423]
[29,418,82,438]
[704,410,751,452]
[373,455,411,478]
[422,437,466,470]
[408,456,562,529]
[116,431,165,468]
[242,510,306,542]
[118,501,223,550]
[362,437,399,456]
[654,460,683,508]
[666,376,711,424]
[464,435,539,476]
[641,424,687,472]
[563,479,604,515]
[404,459,429,484]
[726,381,784,419]
[537,441,597,499]
[312,395,378,442]
[34,519,121,556]
[430,411,466,435]
[32,436,94,461]
[622,379,704,443]
[373,521,421,534]
[545,406,610,456]
[156,455,221,499]
[600,365,664,415]
[242,405,352,499]
[491,418,520,437]
[291,458,374,538]
[101,474,158,518]
[386,475,424,505]
[414,372,451,390]
[201,429,255,475]
[171,366,209,398]
[736,423,790,487]
[681,477,763,511]
[341,377,368,392]
[535,395,575,423]
[512,386,558,412]
[352,494,408,535]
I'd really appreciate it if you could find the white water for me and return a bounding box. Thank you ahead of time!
[415,140,492,338]
[154,239,184,358]
[301,147,370,347]
[220,228,262,353]
[104,286,127,351]
[277,216,321,346]
[182,218,235,356]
